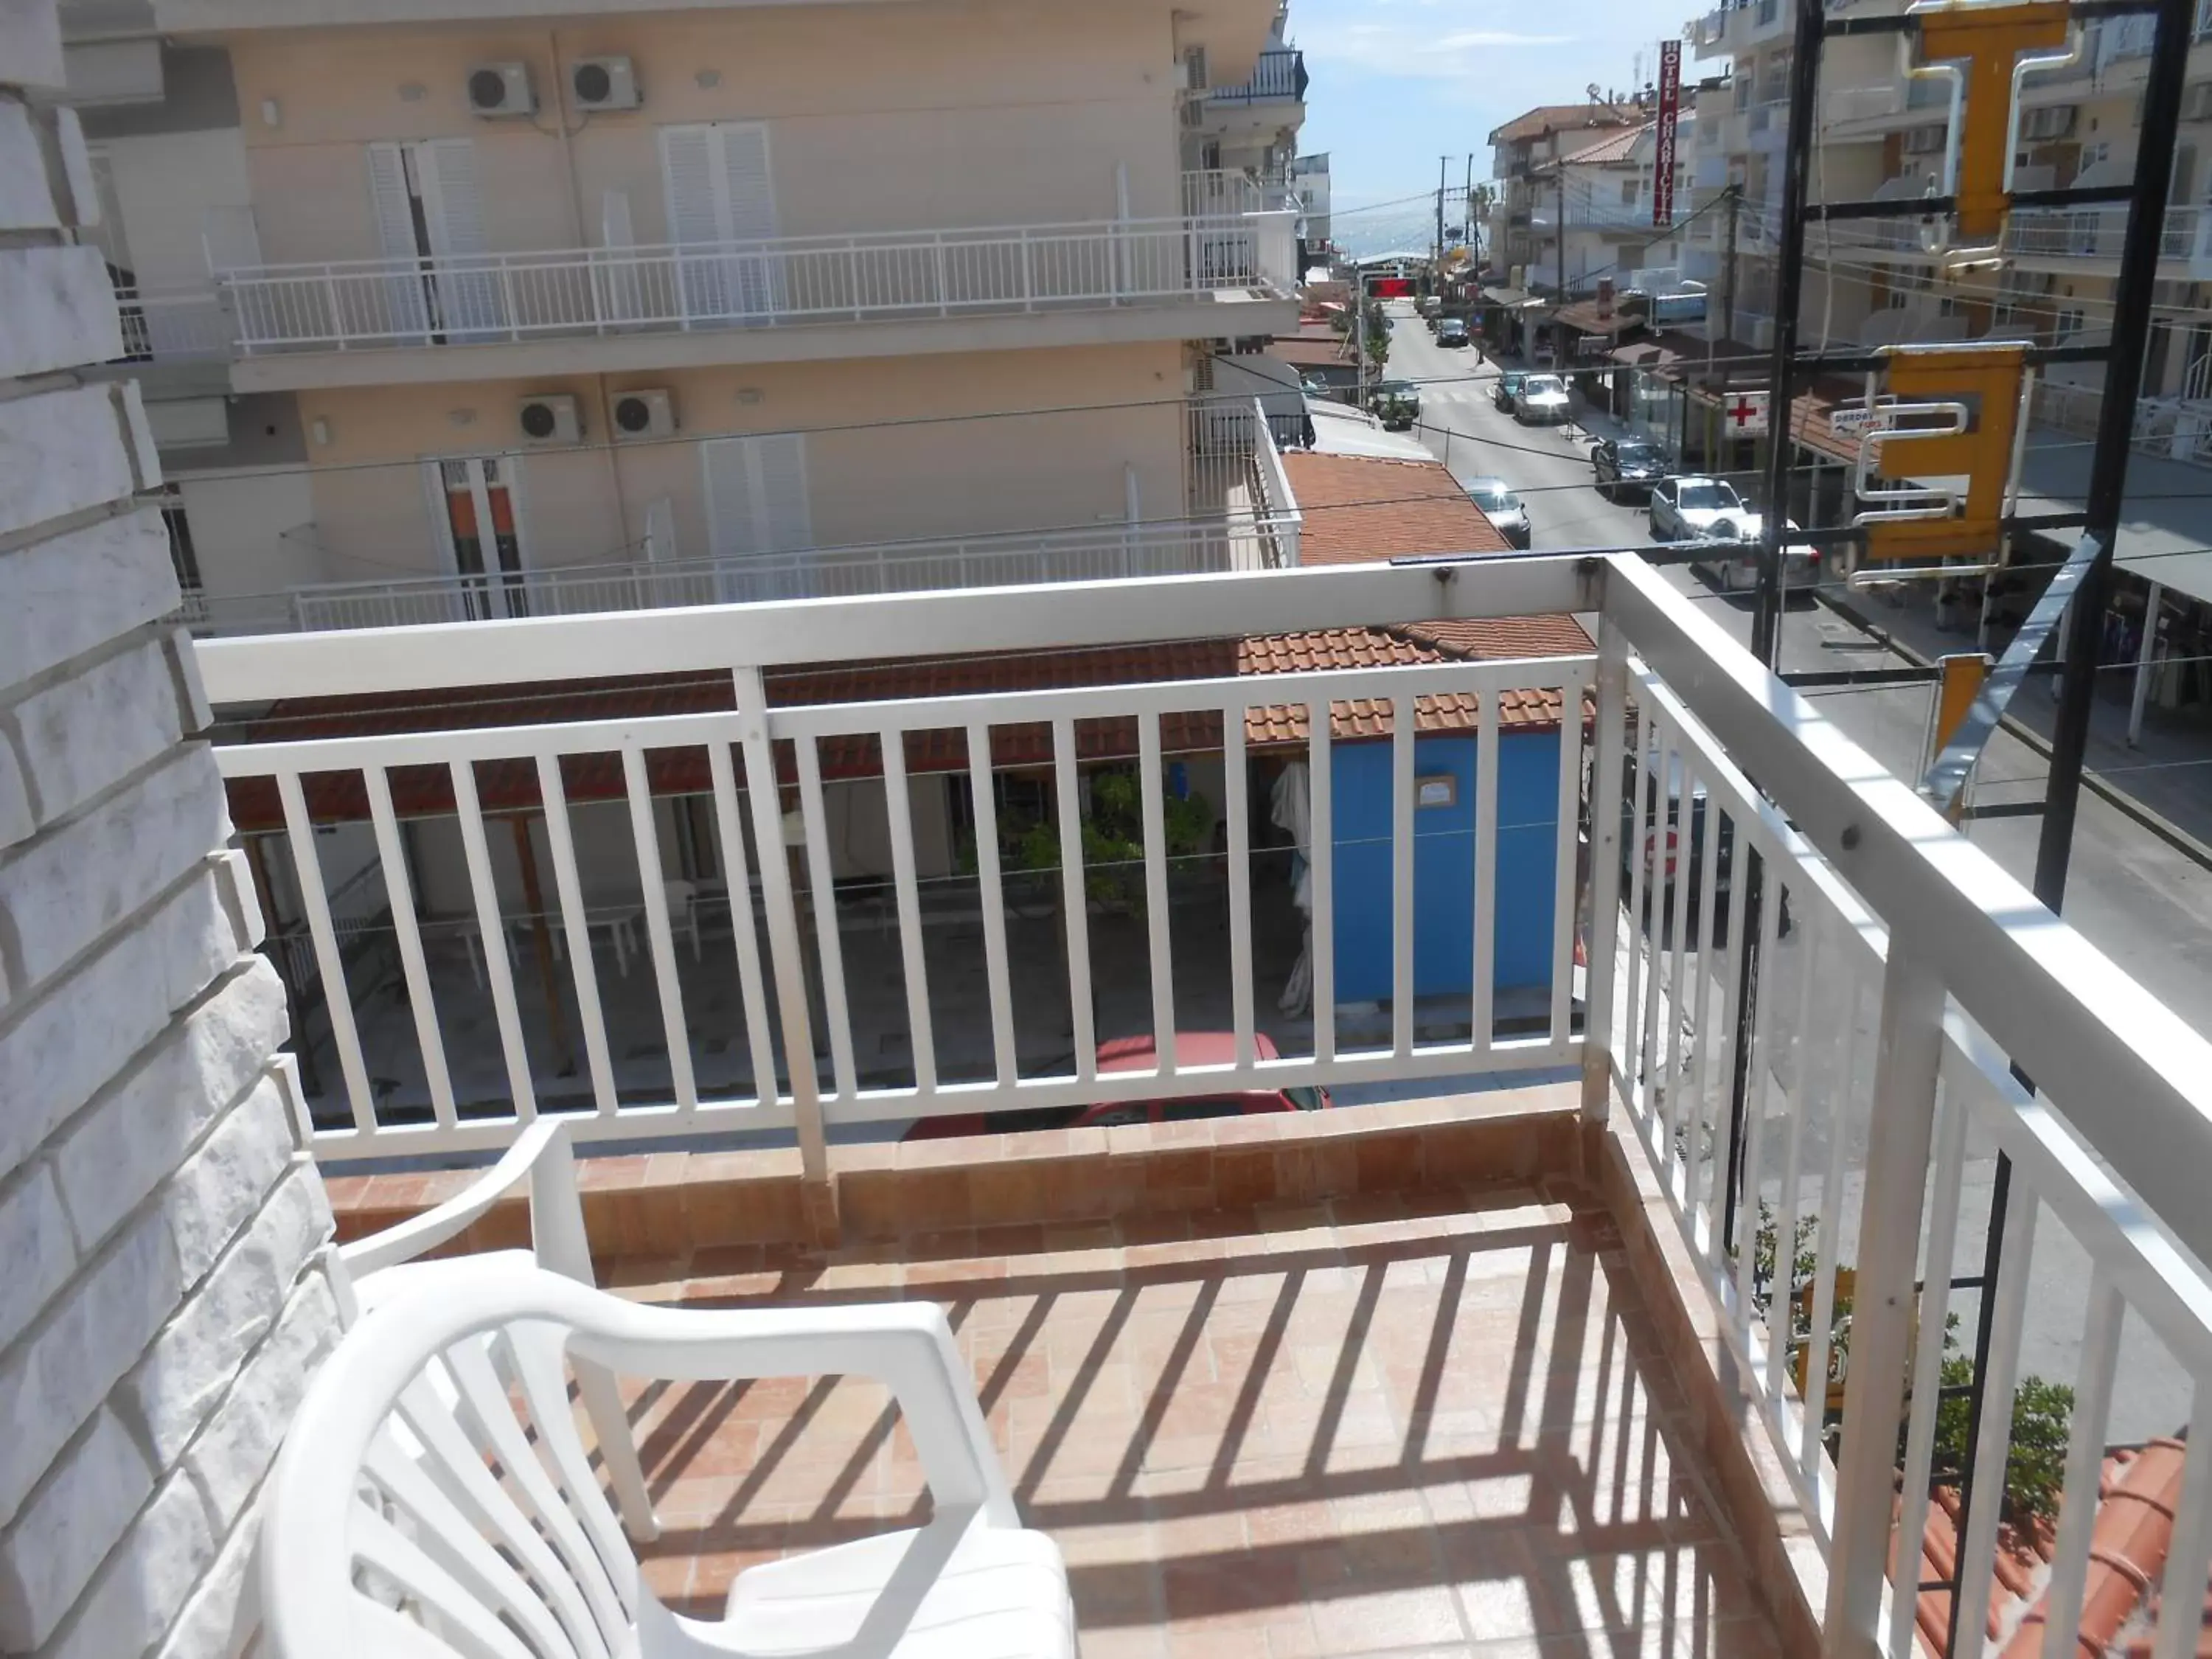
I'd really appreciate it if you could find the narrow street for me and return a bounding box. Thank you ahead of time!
[1380,302,2207,1435]
[1381,301,2212,1042]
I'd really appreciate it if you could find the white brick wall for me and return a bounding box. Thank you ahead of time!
[0,20,335,1658]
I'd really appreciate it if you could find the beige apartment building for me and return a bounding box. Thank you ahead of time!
[1683,0,2212,404]
[65,0,1304,630]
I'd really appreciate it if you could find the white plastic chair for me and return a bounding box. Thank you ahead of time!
[333,1119,658,1543]
[260,1257,1076,1659]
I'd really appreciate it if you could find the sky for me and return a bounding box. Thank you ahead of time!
[1290,0,1691,253]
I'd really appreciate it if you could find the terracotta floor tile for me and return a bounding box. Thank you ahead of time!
[1307,1585,1467,1652]
[610,1183,1783,1659]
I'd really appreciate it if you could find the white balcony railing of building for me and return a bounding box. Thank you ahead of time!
[1204,47,1307,105]
[219,206,1295,356]
[188,514,1296,634]
[2008,204,2211,264]
[195,552,2212,1659]
[2034,378,2212,467]
[184,398,1300,635]
[111,285,235,364]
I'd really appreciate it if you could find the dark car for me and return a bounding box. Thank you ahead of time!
[1367,378,1420,419]
[903,1032,1328,1140]
[1436,318,1470,347]
[1618,745,1732,940]
[1592,437,1668,501]
[1493,370,1526,413]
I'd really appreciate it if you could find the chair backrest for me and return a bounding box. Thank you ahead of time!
[333,1120,658,1545]
[261,1261,1013,1659]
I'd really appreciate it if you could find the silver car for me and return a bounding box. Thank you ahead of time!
[1514,373,1572,425]
[1461,476,1531,549]
[1646,475,1758,543]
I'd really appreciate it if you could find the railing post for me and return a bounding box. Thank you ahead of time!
[322,270,344,349]
[732,666,837,1242]
[1019,226,1034,310]
[1824,937,1947,1659]
[524,1121,658,1544]
[1581,622,1630,1124]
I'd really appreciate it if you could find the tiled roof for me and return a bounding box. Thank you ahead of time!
[1551,122,1654,167]
[1281,452,1515,562]
[1267,337,1356,369]
[1489,102,1646,144]
[1905,1441,2210,1659]
[1555,298,1644,337]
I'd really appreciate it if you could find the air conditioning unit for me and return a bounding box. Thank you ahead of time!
[1181,46,1208,91]
[516,394,580,445]
[2019,103,2076,139]
[467,62,534,116]
[1902,124,1947,154]
[571,55,639,111]
[611,388,674,439]
[2184,83,2212,122]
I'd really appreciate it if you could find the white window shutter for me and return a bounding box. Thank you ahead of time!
[702,436,759,560]
[658,125,723,245]
[365,143,428,341]
[702,434,810,557]
[417,140,488,258]
[716,124,777,241]
[754,433,810,552]
[417,139,503,336]
[366,143,419,259]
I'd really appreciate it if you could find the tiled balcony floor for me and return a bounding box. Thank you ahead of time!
[605,1181,1783,1659]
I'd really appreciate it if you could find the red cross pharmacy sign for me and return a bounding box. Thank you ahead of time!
[1725,392,1770,436]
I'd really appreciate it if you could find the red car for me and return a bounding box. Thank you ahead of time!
[903,1032,1329,1141]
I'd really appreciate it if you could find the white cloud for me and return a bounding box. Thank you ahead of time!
[1297,15,1576,80]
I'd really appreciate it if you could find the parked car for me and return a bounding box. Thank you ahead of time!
[1617,744,1731,942]
[1461,476,1531,549]
[1691,521,1823,594]
[1513,373,1572,425]
[1436,318,1471,347]
[1367,378,1421,419]
[1492,371,1526,413]
[902,1032,1327,1141]
[1646,475,1759,543]
[1591,437,1668,501]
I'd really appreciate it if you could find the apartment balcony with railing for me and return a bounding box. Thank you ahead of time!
[216,179,1300,391]
[1203,46,1308,107]
[182,399,1304,636]
[195,552,2212,1659]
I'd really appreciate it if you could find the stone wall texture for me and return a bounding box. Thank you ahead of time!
[0,10,336,1655]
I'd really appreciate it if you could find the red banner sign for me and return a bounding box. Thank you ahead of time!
[1654,40,1681,227]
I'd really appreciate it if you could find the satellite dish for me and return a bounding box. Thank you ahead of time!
[1587,81,1603,100]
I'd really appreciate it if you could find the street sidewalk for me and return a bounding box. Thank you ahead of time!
[1820,582,2212,867]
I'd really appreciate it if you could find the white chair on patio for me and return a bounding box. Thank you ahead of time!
[332,1118,658,1543]
[260,1257,1077,1659]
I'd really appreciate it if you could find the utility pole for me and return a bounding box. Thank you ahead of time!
[1436,154,1448,281]
[1711,183,1739,469]
[1554,159,1568,360]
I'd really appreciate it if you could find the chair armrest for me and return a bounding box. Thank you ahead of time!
[568,1291,1018,1528]
[337,1119,571,1278]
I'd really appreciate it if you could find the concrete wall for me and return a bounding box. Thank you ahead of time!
[291,341,1188,583]
[93,125,251,288]
[176,467,320,597]
[0,17,336,1659]
[223,0,1185,268]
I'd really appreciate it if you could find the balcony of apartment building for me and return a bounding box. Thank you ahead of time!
[190,552,2212,1659]
[183,397,1304,636]
[1200,46,1308,122]
[205,173,1299,394]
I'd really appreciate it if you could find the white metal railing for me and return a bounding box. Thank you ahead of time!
[2034,378,2212,467]
[190,515,1294,635]
[111,285,235,364]
[195,553,2212,1659]
[1205,47,1305,105]
[2008,204,2210,263]
[184,399,1298,635]
[1181,170,1265,220]
[219,209,1287,355]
